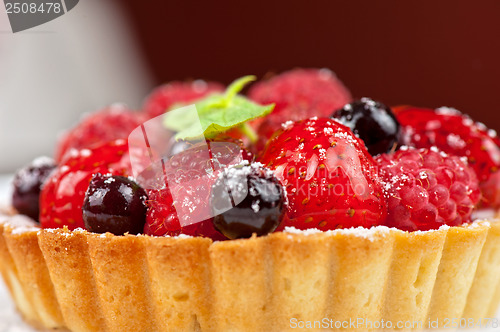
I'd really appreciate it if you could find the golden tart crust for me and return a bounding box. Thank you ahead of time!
[0,214,500,332]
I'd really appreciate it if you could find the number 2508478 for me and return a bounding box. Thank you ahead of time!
[5,2,62,14]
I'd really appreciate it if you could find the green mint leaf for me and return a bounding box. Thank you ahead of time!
[222,75,256,103]
[162,76,274,141]
[161,105,199,133]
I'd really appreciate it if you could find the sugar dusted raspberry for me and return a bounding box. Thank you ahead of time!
[395,106,500,208]
[376,147,481,231]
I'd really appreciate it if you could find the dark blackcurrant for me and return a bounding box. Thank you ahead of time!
[332,98,401,155]
[12,156,56,221]
[83,173,148,235]
[211,163,285,239]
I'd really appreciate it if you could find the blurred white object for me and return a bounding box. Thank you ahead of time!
[0,174,11,204]
[0,0,154,172]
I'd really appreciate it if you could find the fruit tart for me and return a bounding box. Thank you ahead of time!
[1,70,500,332]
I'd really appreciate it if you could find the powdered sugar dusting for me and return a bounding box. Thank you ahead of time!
[251,200,260,213]
[323,127,333,135]
[221,161,274,180]
[80,149,91,157]
[436,106,461,115]
[446,134,466,149]
[463,117,474,127]
[3,215,40,234]
[176,233,193,239]
[284,226,322,236]
[31,156,54,168]
[104,176,115,184]
[146,233,193,239]
[281,120,294,130]
[10,225,39,235]
[465,220,490,228]
[411,224,450,235]
[284,222,463,239]
[284,225,394,241]
[43,227,86,237]
[329,225,393,240]
[476,122,487,132]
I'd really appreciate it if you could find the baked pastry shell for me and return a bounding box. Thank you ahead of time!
[0,212,500,332]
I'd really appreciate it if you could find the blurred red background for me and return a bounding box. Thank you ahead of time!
[120,0,500,131]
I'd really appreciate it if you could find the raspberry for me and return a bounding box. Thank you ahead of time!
[248,69,352,153]
[395,106,500,208]
[40,140,132,230]
[143,139,252,239]
[376,147,481,231]
[142,80,224,119]
[259,117,387,230]
[55,104,143,162]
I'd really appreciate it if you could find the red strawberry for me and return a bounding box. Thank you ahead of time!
[40,139,132,230]
[55,104,143,162]
[376,147,481,231]
[143,139,251,239]
[248,68,352,152]
[259,117,387,230]
[142,80,225,119]
[395,106,500,208]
